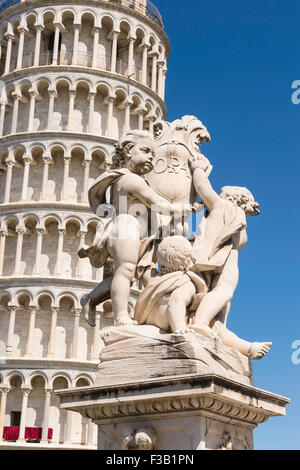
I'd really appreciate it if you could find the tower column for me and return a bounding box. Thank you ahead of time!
[88,92,96,133]
[0,387,10,441]
[17,388,31,443]
[157,60,164,98]
[127,37,135,77]
[106,96,115,136]
[34,228,44,275]
[110,31,119,73]
[61,156,71,200]
[0,230,8,276]
[71,308,81,359]
[25,306,38,357]
[81,418,88,444]
[21,154,33,201]
[162,66,167,101]
[150,52,159,92]
[67,90,76,131]
[41,389,52,443]
[16,28,26,69]
[6,306,17,356]
[33,25,43,66]
[4,160,14,204]
[72,24,81,65]
[137,109,144,130]
[55,229,66,276]
[48,307,59,358]
[141,44,149,85]
[92,27,100,68]
[0,102,6,137]
[124,102,132,133]
[41,155,52,200]
[27,90,37,132]
[14,227,25,275]
[52,24,61,65]
[47,90,56,129]
[64,411,73,445]
[4,35,13,75]
[82,161,91,204]
[87,421,95,445]
[11,93,20,134]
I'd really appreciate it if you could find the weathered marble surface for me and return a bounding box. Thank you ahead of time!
[57,373,289,450]
[97,325,253,386]
[97,416,253,450]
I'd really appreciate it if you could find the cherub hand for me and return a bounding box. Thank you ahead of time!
[192,201,204,213]
[190,155,212,175]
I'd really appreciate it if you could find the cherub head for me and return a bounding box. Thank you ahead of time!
[157,236,196,274]
[112,130,155,175]
[220,186,260,216]
[121,428,157,451]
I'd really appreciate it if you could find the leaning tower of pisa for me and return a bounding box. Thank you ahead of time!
[0,0,169,448]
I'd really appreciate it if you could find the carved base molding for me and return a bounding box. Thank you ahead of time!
[57,373,289,450]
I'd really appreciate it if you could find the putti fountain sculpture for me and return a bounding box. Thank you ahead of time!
[57,116,289,451]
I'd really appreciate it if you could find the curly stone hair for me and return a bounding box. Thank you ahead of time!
[111,130,154,169]
[157,236,196,273]
[220,186,254,210]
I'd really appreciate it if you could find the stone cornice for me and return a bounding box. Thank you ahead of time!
[0,130,117,148]
[0,276,100,289]
[0,357,98,370]
[0,201,94,215]
[56,373,290,428]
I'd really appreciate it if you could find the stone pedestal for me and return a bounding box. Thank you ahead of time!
[56,326,289,450]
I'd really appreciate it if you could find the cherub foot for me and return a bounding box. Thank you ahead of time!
[80,295,96,327]
[114,315,138,327]
[78,245,90,258]
[174,327,204,337]
[190,322,220,340]
[248,342,272,360]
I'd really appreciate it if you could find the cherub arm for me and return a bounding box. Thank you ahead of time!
[167,282,196,333]
[232,228,248,251]
[191,156,222,212]
[121,173,180,214]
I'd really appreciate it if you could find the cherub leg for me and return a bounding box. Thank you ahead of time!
[213,321,272,359]
[81,276,112,327]
[107,215,140,326]
[194,208,226,264]
[191,287,234,339]
[167,282,196,334]
[191,251,239,339]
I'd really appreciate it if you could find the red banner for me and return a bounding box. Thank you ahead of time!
[3,426,53,441]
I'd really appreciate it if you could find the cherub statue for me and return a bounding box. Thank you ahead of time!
[134,235,207,334]
[135,233,271,360]
[190,155,272,359]
[121,428,157,451]
[79,130,184,327]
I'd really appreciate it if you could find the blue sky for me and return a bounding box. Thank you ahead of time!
[156,0,300,450]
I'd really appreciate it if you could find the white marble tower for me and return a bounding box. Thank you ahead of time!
[0,0,169,448]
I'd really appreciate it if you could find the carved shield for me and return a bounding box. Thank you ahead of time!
[146,142,195,204]
[146,116,211,205]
